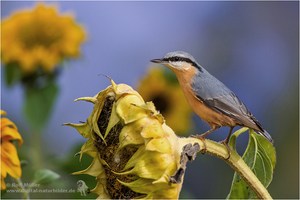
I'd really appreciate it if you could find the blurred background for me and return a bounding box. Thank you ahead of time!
[1,1,299,199]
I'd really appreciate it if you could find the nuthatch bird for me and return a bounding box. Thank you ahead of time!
[151,51,273,144]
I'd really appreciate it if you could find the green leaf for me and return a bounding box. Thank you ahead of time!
[24,81,59,130]
[3,63,22,86]
[227,129,276,199]
[228,127,249,151]
[33,169,60,185]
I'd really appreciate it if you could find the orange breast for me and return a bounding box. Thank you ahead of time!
[172,67,237,128]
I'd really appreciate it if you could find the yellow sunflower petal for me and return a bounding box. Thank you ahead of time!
[1,177,6,190]
[1,163,7,179]
[1,118,23,145]
[1,142,22,178]
[1,110,23,190]
[72,157,105,177]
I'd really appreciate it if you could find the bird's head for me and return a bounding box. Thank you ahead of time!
[151,51,202,72]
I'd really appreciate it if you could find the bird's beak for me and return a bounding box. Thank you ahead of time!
[151,58,174,70]
[150,58,164,63]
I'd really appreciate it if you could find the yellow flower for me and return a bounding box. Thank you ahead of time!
[66,80,199,199]
[1,3,86,73]
[0,110,23,190]
[137,67,193,134]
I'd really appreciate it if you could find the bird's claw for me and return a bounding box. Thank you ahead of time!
[219,140,231,160]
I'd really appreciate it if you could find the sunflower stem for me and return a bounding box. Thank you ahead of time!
[179,137,272,199]
[31,130,43,170]
[16,178,30,199]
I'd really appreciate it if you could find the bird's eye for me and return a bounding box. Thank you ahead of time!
[174,57,180,61]
[171,57,181,62]
[165,56,184,62]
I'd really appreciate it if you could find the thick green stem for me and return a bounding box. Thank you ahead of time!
[16,178,30,199]
[179,137,272,199]
[31,130,43,170]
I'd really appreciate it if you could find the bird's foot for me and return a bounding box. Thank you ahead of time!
[219,139,231,160]
[191,134,207,154]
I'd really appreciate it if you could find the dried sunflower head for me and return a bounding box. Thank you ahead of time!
[66,80,199,199]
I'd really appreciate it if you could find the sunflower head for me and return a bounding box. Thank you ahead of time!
[137,67,193,134]
[1,110,23,190]
[66,80,198,199]
[1,3,86,74]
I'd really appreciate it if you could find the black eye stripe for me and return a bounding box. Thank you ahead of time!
[163,56,195,65]
[162,56,203,72]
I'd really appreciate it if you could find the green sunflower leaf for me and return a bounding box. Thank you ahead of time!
[228,127,249,151]
[227,129,276,199]
[24,80,59,131]
[32,169,60,185]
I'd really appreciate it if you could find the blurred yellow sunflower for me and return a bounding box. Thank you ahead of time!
[137,67,193,134]
[1,3,86,73]
[0,110,23,190]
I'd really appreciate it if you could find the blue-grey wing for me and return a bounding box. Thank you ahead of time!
[191,69,273,143]
[191,69,261,130]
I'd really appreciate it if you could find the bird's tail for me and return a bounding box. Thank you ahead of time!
[250,115,273,143]
[257,129,273,143]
